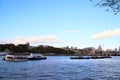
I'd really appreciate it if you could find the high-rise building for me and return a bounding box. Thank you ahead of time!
[115,48,117,52]
[119,47,120,52]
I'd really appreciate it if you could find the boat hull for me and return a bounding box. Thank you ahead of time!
[70,56,112,59]
[28,57,47,60]
[4,59,28,62]
[3,55,28,61]
[28,53,47,60]
[70,56,90,59]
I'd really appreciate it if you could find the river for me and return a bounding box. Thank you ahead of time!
[0,56,120,80]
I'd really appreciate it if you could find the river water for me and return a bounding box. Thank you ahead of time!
[0,56,120,80]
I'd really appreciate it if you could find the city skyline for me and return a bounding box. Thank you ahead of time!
[0,0,120,50]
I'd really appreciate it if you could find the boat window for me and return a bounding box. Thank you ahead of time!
[7,57,14,59]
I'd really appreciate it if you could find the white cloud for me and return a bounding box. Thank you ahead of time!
[92,29,120,40]
[60,30,78,34]
[0,35,57,45]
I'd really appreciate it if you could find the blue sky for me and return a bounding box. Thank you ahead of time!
[0,0,120,50]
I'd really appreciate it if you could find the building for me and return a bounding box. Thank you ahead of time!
[118,47,120,52]
[95,45,104,56]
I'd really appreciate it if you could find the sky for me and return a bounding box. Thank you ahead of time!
[0,0,120,50]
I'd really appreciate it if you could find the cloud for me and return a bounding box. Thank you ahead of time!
[0,35,57,45]
[60,30,78,34]
[92,29,120,40]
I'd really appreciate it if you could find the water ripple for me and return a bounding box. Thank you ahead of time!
[0,56,120,80]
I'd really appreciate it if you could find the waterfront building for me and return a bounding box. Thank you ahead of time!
[118,47,120,52]
[82,47,96,56]
[97,45,102,51]
[115,48,117,52]
[75,49,84,56]
[95,45,103,56]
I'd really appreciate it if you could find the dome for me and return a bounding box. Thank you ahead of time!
[97,45,102,51]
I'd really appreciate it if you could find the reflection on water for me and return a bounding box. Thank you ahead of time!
[0,56,120,80]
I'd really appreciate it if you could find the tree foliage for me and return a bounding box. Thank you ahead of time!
[0,44,15,52]
[30,45,75,54]
[0,44,75,55]
[91,0,120,14]
[14,44,29,53]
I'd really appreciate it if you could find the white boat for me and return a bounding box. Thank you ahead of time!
[28,53,47,60]
[3,55,28,61]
